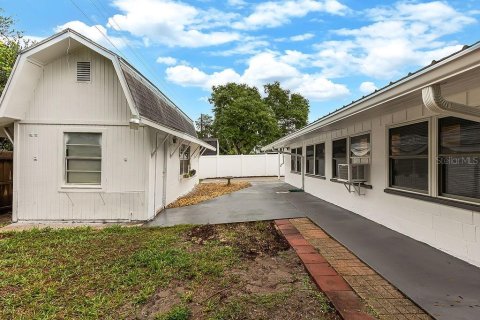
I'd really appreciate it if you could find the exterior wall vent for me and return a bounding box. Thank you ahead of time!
[77,61,91,82]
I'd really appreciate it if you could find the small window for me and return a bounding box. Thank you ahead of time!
[315,143,325,176]
[179,144,191,175]
[332,139,347,178]
[389,121,429,192]
[438,117,480,201]
[77,61,91,82]
[65,132,101,184]
[306,145,314,174]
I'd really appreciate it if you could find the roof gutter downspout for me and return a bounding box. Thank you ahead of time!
[422,84,480,118]
[162,134,169,210]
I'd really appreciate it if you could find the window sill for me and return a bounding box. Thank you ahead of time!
[59,185,104,193]
[330,178,373,189]
[384,188,480,212]
[305,174,326,180]
[290,171,301,175]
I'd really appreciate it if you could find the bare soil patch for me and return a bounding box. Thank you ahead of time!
[167,181,251,208]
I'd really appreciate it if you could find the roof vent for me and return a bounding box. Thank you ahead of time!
[77,62,91,82]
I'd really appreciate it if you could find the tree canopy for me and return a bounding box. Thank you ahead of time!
[195,113,214,138]
[264,81,309,138]
[0,10,30,96]
[209,83,278,154]
[206,82,309,154]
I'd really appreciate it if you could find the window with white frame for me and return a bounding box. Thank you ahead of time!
[65,132,102,185]
[290,147,302,173]
[332,139,347,178]
[306,143,325,177]
[389,121,429,192]
[179,144,191,175]
[438,117,480,202]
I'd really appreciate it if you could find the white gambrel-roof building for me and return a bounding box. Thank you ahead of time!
[0,29,215,222]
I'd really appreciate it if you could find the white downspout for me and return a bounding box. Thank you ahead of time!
[162,135,169,209]
[422,84,480,118]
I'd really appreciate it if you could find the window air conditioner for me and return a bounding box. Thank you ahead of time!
[337,164,368,183]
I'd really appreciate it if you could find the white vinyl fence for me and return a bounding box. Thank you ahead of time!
[199,154,285,179]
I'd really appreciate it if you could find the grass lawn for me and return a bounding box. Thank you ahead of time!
[0,222,339,320]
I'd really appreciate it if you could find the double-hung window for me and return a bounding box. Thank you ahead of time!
[291,147,302,173]
[389,121,429,192]
[305,143,325,177]
[438,117,480,202]
[332,139,347,178]
[179,144,191,175]
[306,145,314,174]
[65,132,102,185]
[315,143,325,176]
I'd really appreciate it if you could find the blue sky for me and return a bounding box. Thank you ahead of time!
[1,0,479,122]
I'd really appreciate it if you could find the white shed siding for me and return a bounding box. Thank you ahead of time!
[24,47,131,123]
[15,47,154,221]
[164,140,200,206]
[16,124,150,221]
[285,84,480,267]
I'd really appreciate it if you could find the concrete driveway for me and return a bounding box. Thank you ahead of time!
[148,179,480,320]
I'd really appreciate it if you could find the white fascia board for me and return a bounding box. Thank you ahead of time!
[141,118,216,151]
[263,43,480,151]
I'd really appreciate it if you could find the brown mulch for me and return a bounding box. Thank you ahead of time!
[167,181,251,208]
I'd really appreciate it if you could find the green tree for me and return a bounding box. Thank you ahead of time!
[209,83,278,154]
[264,81,309,137]
[0,10,30,96]
[195,113,214,138]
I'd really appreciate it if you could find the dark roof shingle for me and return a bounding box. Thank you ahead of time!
[120,63,197,137]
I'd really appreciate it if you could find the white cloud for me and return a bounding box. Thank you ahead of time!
[213,38,270,56]
[359,81,377,94]
[55,21,129,50]
[166,51,349,101]
[312,1,475,79]
[156,56,177,65]
[233,0,349,30]
[228,0,247,7]
[108,0,240,48]
[290,33,315,42]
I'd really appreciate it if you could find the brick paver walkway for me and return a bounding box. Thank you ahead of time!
[286,218,432,320]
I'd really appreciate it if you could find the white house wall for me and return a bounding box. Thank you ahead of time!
[285,83,480,267]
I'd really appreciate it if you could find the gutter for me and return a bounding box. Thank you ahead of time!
[422,84,480,118]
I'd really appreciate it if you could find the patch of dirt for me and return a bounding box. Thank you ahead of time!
[186,222,290,258]
[0,212,11,227]
[140,248,340,320]
[167,182,251,208]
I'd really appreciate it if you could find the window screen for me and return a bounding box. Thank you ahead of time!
[65,133,101,184]
[438,117,480,201]
[315,143,325,176]
[291,147,302,173]
[306,145,314,174]
[389,121,428,192]
[179,144,191,175]
[332,139,347,178]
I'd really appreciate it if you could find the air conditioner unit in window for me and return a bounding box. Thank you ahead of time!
[337,164,368,183]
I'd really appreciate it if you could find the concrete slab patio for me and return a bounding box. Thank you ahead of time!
[148,180,480,320]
